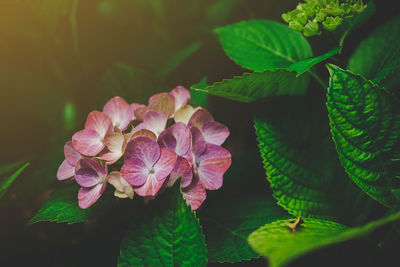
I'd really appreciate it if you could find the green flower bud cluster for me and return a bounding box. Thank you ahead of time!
[282,0,367,37]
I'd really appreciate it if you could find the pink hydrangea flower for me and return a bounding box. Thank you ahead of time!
[158,122,193,188]
[103,97,132,131]
[57,141,82,180]
[72,111,113,156]
[120,136,177,196]
[190,126,231,191]
[57,87,231,211]
[74,158,109,209]
[189,108,229,146]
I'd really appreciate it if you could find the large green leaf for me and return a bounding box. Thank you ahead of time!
[27,184,113,225]
[348,16,400,88]
[191,69,308,103]
[326,65,400,207]
[214,20,312,71]
[201,195,289,263]
[0,162,30,200]
[118,185,207,267]
[248,210,400,267]
[255,97,374,223]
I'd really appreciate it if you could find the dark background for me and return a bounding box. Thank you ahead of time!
[0,0,399,266]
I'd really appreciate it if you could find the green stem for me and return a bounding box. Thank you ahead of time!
[308,70,328,90]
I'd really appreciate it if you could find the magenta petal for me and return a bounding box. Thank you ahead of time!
[188,108,214,130]
[124,136,160,168]
[202,121,230,146]
[121,158,149,187]
[158,129,177,151]
[154,147,177,181]
[78,183,106,209]
[103,97,131,131]
[191,126,206,157]
[134,173,166,197]
[164,122,191,156]
[167,157,193,188]
[197,144,232,190]
[57,160,75,180]
[169,86,190,112]
[72,129,105,156]
[85,111,113,138]
[182,181,206,210]
[75,158,106,187]
[134,110,168,136]
[64,141,81,166]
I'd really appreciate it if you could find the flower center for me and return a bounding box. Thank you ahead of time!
[149,166,155,174]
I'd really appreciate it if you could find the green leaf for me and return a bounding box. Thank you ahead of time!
[287,46,341,77]
[190,76,209,108]
[254,97,375,223]
[348,16,400,87]
[326,65,400,207]
[214,20,312,71]
[0,162,30,200]
[157,42,202,78]
[118,185,207,267]
[201,195,289,263]
[191,69,308,103]
[27,184,112,225]
[248,210,400,267]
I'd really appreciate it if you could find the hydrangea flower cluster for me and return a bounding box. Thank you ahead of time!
[57,86,231,210]
[282,0,367,37]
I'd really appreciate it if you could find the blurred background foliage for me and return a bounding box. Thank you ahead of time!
[0,0,399,266]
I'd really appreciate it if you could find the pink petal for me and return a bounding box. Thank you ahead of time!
[188,108,214,130]
[148,93,175,117]
[134,110,168,136]
[85,111,113,138]
[169,86,190,113]
[182,181,206,210]
[103,97,131,131]
[121,158,149,187]
[191,126,206,157]
[167,157,193,188]
[197,144,231,190]
[57,160,75,180]
[64,141,81,166]
[154,147,177,181]
[72,129,105,156]
[78,183,107,209]
[75,158,107,187]
[108,171,134,199]
[124,136,160,168]
[158,122,191,156]
[130,103,146,121]
[202,121,230,146]
[134,173,166,197]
